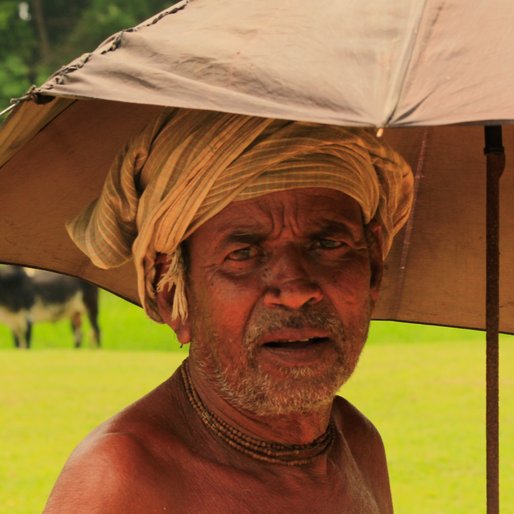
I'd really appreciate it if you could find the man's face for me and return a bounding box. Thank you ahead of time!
[169,188,382,416]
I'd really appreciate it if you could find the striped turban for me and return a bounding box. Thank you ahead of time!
[67,108,413,323]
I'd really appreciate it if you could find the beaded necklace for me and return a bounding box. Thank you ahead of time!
[181,360,335,466]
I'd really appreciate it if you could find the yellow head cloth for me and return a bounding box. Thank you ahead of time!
[67,109,413,323]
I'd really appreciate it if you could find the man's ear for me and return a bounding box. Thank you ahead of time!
[365,221,384,308]
[154,253,192,344]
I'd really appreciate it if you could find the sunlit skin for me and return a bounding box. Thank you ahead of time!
[43,188,393,514]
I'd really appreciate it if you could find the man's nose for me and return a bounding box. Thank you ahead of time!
[263,247,323,310]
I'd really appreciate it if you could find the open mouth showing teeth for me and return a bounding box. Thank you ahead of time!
[263,337,329,349]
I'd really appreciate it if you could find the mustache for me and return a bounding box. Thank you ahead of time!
[244,305,345,344]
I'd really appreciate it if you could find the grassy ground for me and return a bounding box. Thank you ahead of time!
[347,324,514,514]
[1,292,513,513]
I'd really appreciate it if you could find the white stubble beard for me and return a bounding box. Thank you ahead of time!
[190,301,371,417]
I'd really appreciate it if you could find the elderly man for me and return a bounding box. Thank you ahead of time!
[43,109,413,513]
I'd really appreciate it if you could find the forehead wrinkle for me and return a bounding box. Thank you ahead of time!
[192,188,366,251]
[206,198,283,242]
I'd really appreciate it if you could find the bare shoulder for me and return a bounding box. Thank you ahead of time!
[333,396,393,514]
[43,431,158,513]
[43,376,186,513]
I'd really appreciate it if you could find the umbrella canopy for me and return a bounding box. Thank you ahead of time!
[0,0,513,332]
[7,0,513,127]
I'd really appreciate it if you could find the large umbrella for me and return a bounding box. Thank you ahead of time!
[0,1,512,511]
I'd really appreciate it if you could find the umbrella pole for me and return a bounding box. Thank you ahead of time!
[484,125,504,514]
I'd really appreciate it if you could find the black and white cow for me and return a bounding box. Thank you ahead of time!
[0,265,100,349]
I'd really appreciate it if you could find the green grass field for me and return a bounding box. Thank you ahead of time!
[1,291,513,513]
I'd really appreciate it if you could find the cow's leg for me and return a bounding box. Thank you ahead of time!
[25,319,32,349]
[89,314,100,348]
[90,319,100,348]
[12,316,30,349]
[83,285,100,347]
[71,312,82,348]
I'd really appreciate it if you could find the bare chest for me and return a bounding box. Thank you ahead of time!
[142,448,382,514]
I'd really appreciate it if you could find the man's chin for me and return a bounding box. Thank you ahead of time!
[262,384,340,416]
[223,364,351,417]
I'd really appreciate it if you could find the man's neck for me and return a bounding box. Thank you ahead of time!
[187,359,334,445]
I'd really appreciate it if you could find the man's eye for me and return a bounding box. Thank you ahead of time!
[227,246,259,261]
[313,239,345,250]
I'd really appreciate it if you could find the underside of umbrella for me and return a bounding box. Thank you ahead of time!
[1,98,513,333]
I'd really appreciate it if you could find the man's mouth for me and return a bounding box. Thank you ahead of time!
[263,337,330,350]
[257,332,334,368]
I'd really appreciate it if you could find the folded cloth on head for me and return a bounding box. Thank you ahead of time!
[67,108,413,323]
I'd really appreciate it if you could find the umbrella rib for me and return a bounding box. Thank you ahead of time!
[390,128,429,317]
[384,0,430,126]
